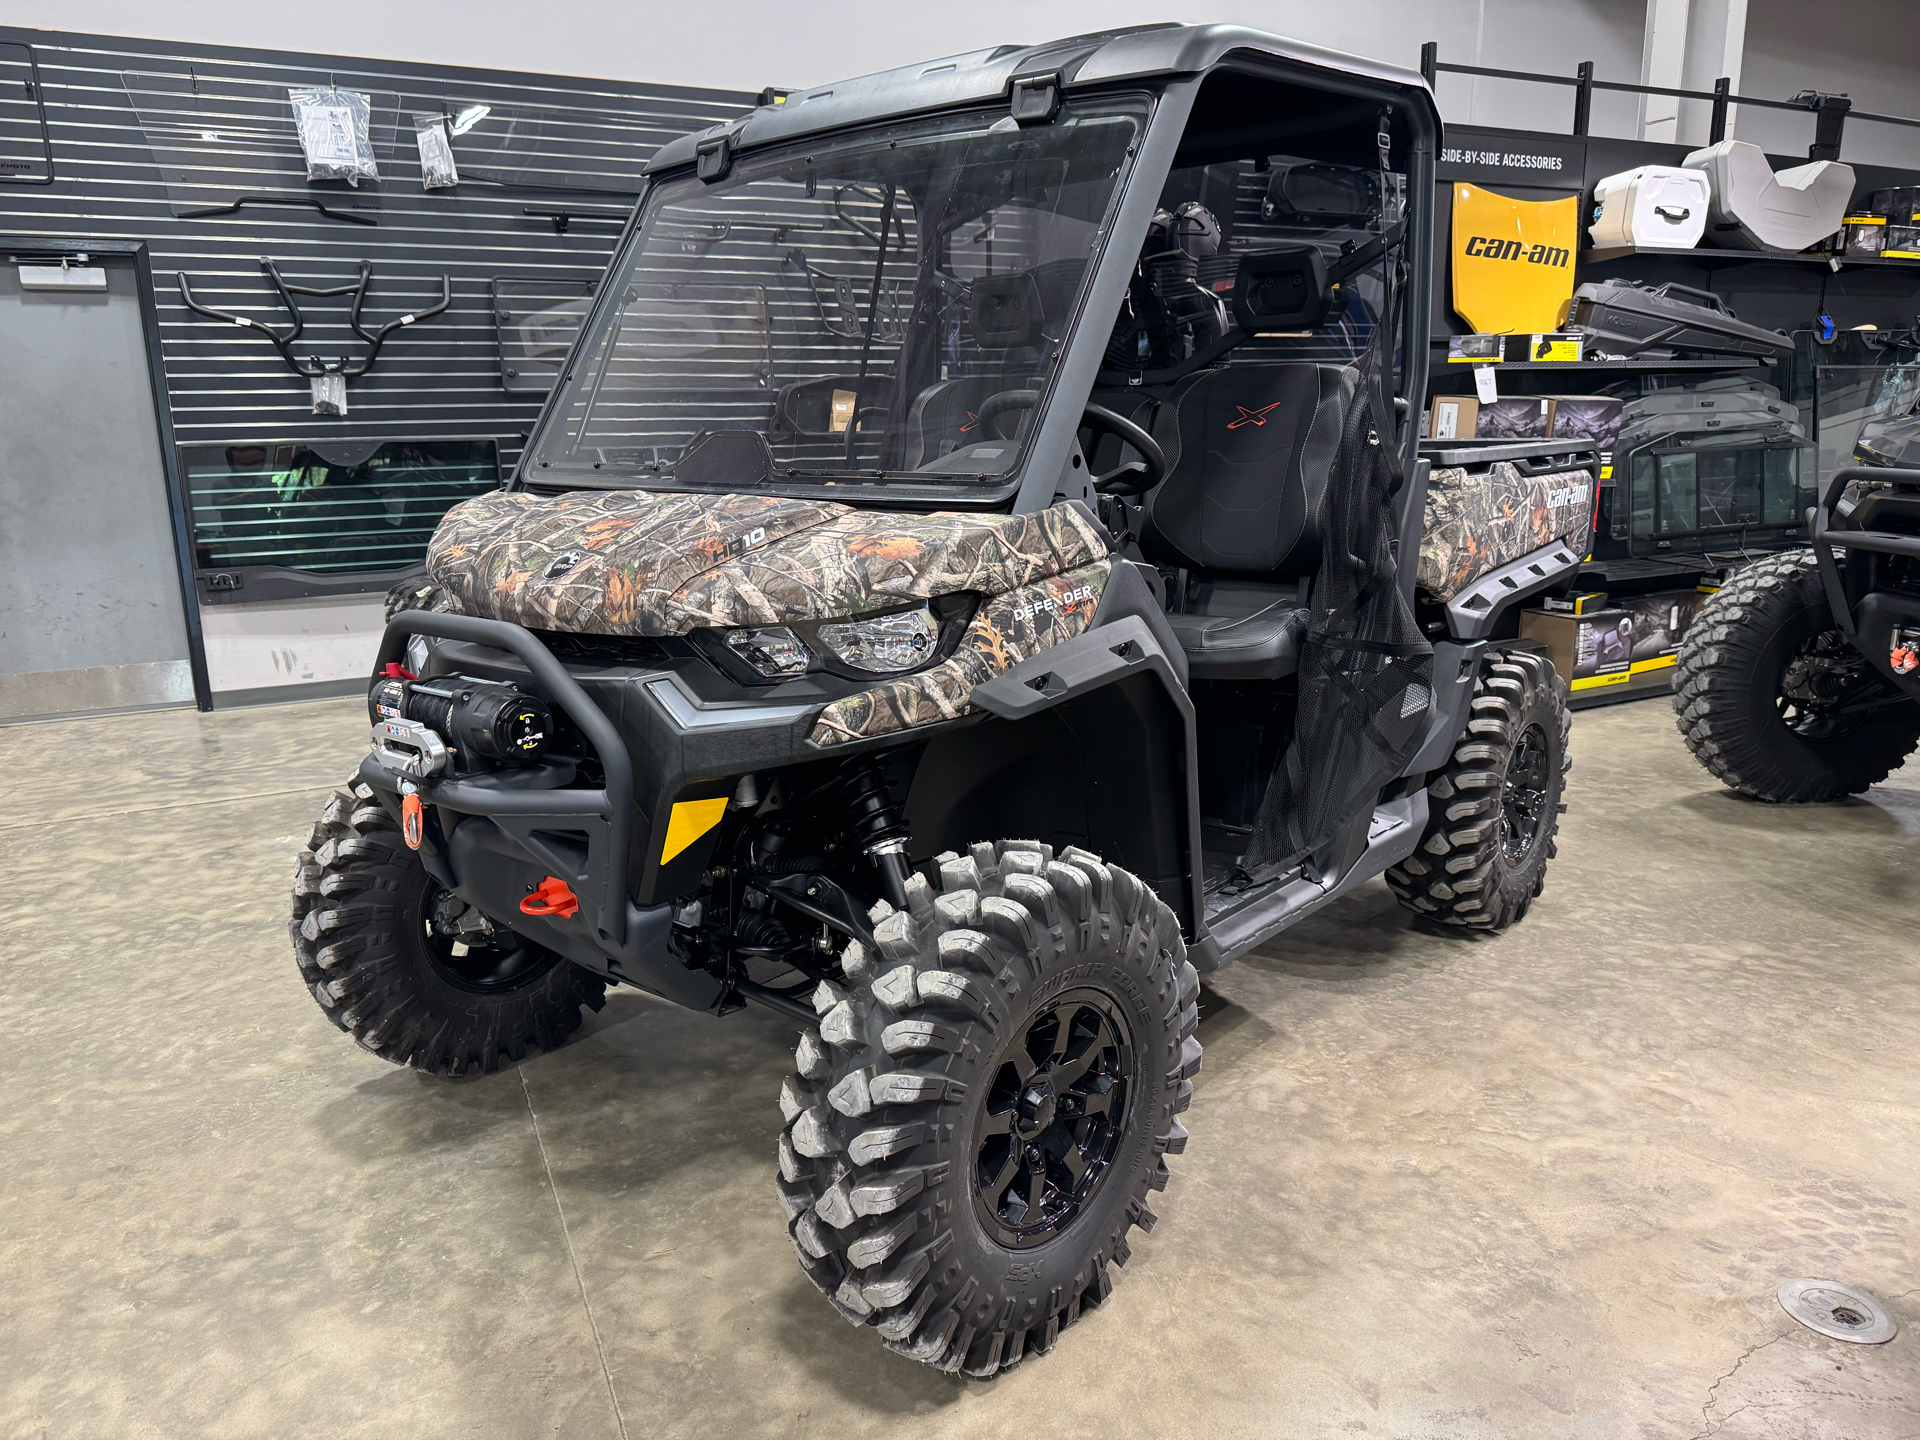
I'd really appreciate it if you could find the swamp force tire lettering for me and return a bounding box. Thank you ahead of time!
[777,840,1199,1376]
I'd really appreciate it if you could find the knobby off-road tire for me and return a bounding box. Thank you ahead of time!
[776,840,1200,1377]
[291,778,606,1077]
[1674,550,1917,803]
[1387,649,1571,930]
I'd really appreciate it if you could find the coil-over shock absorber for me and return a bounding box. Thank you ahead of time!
[842,758,912,909]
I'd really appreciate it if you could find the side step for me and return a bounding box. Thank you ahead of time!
[1202,793,1427,964]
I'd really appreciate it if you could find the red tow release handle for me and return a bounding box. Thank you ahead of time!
[383,661,417,680]
[520,877,580,920]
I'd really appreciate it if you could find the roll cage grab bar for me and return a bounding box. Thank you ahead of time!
[176,257,451,378]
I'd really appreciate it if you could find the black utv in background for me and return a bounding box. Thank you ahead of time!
[1676,398,1918,802]
[294,25,1593,1376]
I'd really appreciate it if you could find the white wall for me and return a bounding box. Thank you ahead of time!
[1736,0,1919,168]
[5,0,1913,159]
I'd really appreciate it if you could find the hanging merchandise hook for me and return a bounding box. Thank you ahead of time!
[175,257,451,414]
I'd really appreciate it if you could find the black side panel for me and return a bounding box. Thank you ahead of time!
[1092,558,1188,687]
[905,669,1194,934]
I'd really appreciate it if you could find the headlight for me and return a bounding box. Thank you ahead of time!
[725,626,812,678]
[817,607,939,674]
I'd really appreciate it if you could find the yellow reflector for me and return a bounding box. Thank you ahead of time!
[660,797,729,864]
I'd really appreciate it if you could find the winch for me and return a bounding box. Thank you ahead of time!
[368,673,551,777]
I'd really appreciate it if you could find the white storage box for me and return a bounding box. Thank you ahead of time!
[1588,166,1710,251]
[1681,139,1855,252]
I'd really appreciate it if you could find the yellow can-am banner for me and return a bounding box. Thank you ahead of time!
[1450,184,1580,334]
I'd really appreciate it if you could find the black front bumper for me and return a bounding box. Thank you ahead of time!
[361,611,733,1011]
[1810,466,1921,696]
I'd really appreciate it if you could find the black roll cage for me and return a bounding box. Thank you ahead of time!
[512,49,1439,509]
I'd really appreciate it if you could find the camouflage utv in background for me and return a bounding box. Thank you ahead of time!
[294,25,1590,1377]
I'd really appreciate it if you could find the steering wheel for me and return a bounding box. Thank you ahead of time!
[1080,403,1166,496]
[975,388,1041,440]
[974,391,1167,496]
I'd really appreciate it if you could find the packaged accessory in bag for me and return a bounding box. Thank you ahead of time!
[413,113,458,190]
[290,86,379,185]
[1262,162,1381,225]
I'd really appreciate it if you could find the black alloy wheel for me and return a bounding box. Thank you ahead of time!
[1500,722,1552,866]
[973,991,1134,1248]
[1675,550,1917,802]
[777,837,1200,1376]
[413,878,560,994]
[1386,649,1572,930]
[1775,629,1879,740]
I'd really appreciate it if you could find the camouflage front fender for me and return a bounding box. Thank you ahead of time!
[809,560,1111,746]
[424,488,1110,636]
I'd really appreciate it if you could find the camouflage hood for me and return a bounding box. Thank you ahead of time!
[424,488,1110,636]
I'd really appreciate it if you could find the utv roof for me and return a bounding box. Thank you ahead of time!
[646,22,1439,175]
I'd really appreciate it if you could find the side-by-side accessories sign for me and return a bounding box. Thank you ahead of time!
[1437,134,1586,188]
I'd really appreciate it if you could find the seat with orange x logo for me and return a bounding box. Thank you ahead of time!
[1227,401,1284,429]
[1134,363,1358,679]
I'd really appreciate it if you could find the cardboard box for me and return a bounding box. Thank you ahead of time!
[1522,589,1709,693]
[1425,396,1480,439]
[1612,589,1707,667]
[1546,394,1624,448]
[1519,608,1635,692]
[1476,396,1556,439]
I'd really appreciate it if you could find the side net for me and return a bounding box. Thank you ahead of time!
[1244,277,1434,877]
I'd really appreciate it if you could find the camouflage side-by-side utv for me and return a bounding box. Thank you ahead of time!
[293,25,1593,1376]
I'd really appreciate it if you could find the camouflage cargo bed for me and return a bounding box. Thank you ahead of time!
[1416,461,1594,601]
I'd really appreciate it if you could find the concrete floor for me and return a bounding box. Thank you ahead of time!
[0,695,1914,1439]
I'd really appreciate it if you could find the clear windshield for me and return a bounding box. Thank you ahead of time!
[530,98,1149,495]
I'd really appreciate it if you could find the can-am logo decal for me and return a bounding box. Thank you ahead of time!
[545,550,584,578]
[1012,582,1095,621]
[1545,485,1584,507]
[1228,401,1283,430]
[1462,236,1570,268]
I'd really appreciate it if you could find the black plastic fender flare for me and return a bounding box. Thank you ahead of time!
[968,611,1216,970]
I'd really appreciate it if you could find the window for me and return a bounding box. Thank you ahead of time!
[1625,442,1810,546]
[532,97,1148,497]
[181,439,499,599]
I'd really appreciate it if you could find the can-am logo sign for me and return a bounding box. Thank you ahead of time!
[1462,236,1571,268]
[1545,485,1584,508]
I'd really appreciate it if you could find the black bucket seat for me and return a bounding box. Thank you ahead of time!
[1139,363,1355,678]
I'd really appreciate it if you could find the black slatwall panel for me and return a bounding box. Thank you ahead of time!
[0,28,751,478]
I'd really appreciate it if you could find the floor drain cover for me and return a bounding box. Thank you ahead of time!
[1777,1279,1896,1344]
